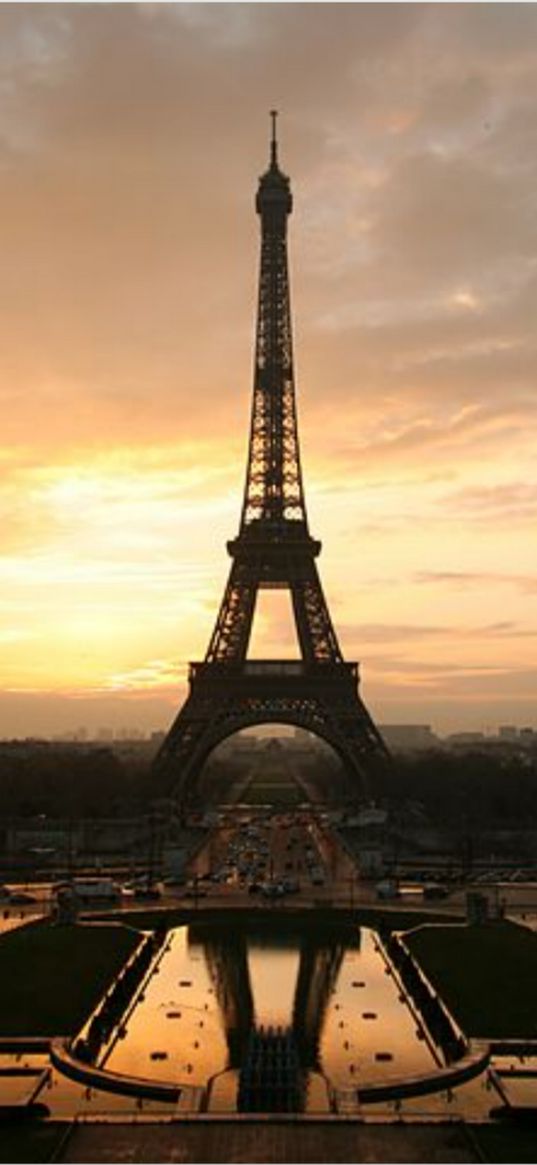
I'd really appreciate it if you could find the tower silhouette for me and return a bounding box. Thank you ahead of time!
[154,114,389,803]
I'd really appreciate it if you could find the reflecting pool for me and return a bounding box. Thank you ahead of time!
[103,922,440,1108]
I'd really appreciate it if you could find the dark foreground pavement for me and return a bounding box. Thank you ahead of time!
[60,1121,479,1163]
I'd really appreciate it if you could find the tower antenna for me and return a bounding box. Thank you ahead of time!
[270,109,278,167]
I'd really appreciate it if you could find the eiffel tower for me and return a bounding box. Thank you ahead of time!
[154,114,389,804]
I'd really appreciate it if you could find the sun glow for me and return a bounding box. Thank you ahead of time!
[449,288,481,311]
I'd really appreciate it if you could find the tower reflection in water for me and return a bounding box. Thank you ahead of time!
[190,920,358,1112]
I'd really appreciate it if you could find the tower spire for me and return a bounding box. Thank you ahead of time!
[270,108,278,168]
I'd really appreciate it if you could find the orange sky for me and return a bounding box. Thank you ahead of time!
[0,3,536,738]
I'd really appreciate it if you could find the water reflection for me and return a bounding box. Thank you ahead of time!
[103,921,457,1111]
[200,930,254,1066]
[293,935,346,1069]
[191,922,353,1074]
[188,923,352,1111]
[104,927,229,1089]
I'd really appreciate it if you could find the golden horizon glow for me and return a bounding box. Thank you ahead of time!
[0,4,536,737]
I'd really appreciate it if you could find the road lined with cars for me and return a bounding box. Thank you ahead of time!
[5,808,537,925]
[188,813,328,901]
[182,820,537,920]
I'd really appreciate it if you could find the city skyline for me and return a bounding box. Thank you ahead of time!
[1,3,536,738]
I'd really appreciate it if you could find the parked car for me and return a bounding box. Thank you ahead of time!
[71,879,122,903]
[376,879,400,900]
[423,882,449,900]
[133,884,162,900]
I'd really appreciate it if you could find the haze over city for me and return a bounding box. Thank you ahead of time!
[1,2,536,739]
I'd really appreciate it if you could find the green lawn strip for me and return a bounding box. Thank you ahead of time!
[0,1122,69,1164]
[0,922,140,1037]
[472,1124,537,1163]
[406,920,537,1039]
[241,782,301,804]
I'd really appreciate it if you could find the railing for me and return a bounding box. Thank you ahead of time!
[243,662,304,676]
[189,660,358,681]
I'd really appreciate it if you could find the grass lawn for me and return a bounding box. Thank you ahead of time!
[406,920,537,1039]
[241,779,302,805]
[0,922,140,1037]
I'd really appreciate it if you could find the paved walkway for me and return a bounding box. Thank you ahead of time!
[61,1121,479,1163]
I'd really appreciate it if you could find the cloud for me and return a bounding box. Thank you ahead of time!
[370,150,534,287]
[415,571,537,594]
[365,653,537,699]
[439,482,537,524]
[104,657,187,692]
[339,621,537,645]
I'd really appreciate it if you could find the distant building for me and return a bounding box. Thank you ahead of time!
[495,726,535,749]
[379,724,440,751]
[446,732,485,746]
[499,725,518,741]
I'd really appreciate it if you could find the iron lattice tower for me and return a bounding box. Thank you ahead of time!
[154,114,389,802]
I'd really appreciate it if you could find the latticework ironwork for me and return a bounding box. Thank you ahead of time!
[154,114,389,803]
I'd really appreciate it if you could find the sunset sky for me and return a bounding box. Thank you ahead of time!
[1,2,536,738]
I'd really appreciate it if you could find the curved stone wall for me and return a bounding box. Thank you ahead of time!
[51,1037,183,1103]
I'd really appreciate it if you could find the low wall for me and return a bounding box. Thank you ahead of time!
[72,932,159,1065]
[383,931,468,1065]
[0,1036,52,1054]
[489,1038,537,1057]
[355,1046,489,1104]
[50,1037,181,1103]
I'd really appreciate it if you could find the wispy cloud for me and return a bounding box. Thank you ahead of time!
[415,571,537,594]
[104,657,186,692]
[339,621,537,645]
[440,482,537,523]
